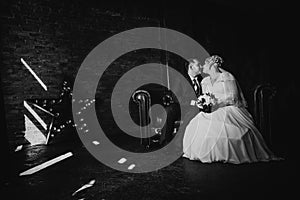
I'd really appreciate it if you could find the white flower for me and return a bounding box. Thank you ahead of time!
[197,93,213,105]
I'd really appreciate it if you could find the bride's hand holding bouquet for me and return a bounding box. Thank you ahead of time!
[195,93,216,112]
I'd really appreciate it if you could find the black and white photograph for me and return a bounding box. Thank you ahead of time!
[1,0,296,199]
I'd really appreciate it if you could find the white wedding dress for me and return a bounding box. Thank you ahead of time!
[183,69,279,164]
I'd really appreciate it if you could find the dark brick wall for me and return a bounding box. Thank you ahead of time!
[0,0,159,148]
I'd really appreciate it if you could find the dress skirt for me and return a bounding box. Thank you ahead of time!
[182,105,279,164]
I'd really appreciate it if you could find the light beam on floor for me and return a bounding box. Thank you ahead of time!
[24,100,47,130]
[19,152,73,176]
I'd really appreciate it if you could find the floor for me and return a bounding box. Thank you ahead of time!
[2,129,295,200]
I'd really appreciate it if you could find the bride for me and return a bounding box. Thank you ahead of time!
[182,55,279,164]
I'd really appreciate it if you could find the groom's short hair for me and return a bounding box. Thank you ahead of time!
[186,58,199,72]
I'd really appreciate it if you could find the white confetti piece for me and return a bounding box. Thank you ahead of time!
[128,164,135,170]
[118,158,127,164]
[15,145,23,152]
[72,179,96,196]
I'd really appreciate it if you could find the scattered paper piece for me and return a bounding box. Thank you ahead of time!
[19,152,73,176]
[128,164,135,170]
[118,158,127,164]
[72,179,96,196]
[21,58,47,91]
[15,145,23,152]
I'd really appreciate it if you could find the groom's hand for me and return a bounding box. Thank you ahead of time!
[190,100,197,106]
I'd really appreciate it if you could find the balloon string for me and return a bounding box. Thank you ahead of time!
[163,18,170,90]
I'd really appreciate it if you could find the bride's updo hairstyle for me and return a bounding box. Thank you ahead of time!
[205,55,224,69]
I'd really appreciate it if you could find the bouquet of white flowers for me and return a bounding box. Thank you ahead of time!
[195,92,216,112]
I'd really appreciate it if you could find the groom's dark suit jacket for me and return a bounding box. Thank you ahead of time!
[171,72,202,108]
[160,69,203,145]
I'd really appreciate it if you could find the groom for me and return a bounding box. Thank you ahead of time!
[159,58,203,148]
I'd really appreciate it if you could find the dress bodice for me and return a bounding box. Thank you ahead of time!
[200,70,247,107]
[201,72,232,100]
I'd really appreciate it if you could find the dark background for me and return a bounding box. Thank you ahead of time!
[0,0,296,159]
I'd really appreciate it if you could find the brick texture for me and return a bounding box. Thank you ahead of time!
[0,0,159,148]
